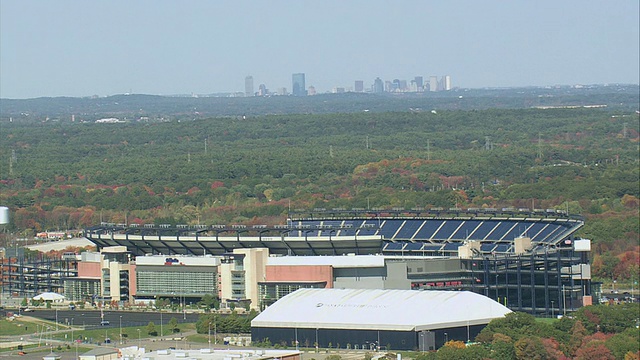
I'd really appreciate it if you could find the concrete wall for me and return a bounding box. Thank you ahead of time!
[265,265,333,288]
[78,261,101,278]
[383,261,410,289]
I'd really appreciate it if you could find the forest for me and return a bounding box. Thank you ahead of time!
[415,304,639,360]
[0,99,638,285]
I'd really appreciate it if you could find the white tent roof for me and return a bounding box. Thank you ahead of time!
[33,292,65,301]
[252,288,511,331]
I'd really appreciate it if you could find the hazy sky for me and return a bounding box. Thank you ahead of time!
[1,1,638,99]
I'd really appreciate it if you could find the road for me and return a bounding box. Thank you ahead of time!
[22,309,202,329]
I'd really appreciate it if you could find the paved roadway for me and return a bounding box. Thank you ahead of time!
[25,309,202,328]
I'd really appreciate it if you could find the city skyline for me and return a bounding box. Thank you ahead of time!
[240,73,451,97]
[1,1,638,99]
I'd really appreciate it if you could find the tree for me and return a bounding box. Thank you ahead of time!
[436,343,490,360]
[146,321,157,336]
[513,337,549,360]
[199,294,219,310]
[492,336,516,360]
[168,317,179,333]
[568,320,588,357]
[575,343,615,360]
[605,328,640,360]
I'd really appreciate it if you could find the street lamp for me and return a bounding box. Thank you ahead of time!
[137,329,141,349]
[208,321,211,350]
[119,316,122,344]
[444,332,448,344]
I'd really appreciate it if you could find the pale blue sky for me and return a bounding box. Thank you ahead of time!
[1,1,638,99]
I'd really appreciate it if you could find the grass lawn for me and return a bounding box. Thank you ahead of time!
[51,323,196,344]
[535,317,558,325]
[0,317,56,337]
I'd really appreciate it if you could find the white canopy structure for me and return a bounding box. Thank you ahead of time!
[33,292,65,302]
[252,288,511,331]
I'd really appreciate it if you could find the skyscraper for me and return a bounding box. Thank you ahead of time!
[354,80,364,92]
[245,76,254,97]
[372,77,384,93]
[429,76,438,92]
[292,73,307,96]
[414,76,424,91]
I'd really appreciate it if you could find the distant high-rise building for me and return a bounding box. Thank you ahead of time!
[258,84,268,96]
[429,76,438,92]
[354,80,364,93]
[391,79,401,92]
[444,75,452,90]
[399,80,408,92]
[372,77,384,93]
[385,81,393,92]
[307,85,316,95]
[292,73,307,96]
[245,76,254,97]
[414,76,424,91]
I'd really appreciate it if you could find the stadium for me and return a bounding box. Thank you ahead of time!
[2,208,592,317]
[83,207,583,257]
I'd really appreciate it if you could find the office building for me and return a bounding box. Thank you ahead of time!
[354,80,364,92]
[257,84,268,96]
[429,76,438,92]
[245,76,254,97]
[414,76,424,91]
[307,86,316,95]
[372,78,384,93]
[292,73,307,96]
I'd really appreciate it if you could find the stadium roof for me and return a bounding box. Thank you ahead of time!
[251,288,511,331]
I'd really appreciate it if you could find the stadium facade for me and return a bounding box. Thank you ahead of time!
[1,208,593,316]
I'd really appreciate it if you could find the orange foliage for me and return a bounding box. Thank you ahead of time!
[443,340,466,349]
[621,194,639,208]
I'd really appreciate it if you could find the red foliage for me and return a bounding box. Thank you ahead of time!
[575,343,615,360]
[541,338,569,359]
[186,187,201,195]
[210,181,225,189]
[582,309,601,328]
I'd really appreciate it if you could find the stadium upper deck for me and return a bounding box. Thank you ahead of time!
[84,208,583,257]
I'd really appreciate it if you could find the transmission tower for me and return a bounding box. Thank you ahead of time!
[485,136,493,150]
[537,134,543,159]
